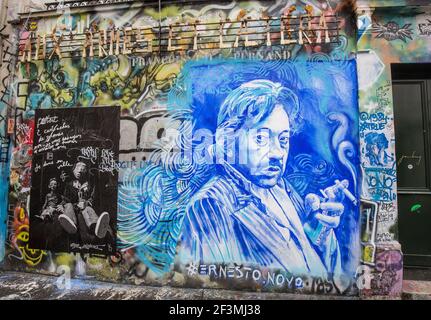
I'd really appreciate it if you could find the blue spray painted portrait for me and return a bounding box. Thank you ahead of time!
[118,59,361,291]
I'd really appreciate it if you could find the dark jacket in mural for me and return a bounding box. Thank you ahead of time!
[63,180,95,211]
[181,164,344,283]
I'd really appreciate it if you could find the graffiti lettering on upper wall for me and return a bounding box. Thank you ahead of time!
[372,21,414,42]
[19,10,342,61]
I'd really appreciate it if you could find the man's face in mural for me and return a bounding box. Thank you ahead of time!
[237,105,290,188]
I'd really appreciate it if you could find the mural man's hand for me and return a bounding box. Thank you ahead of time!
[315,202,344,229]
[305,183,346,230]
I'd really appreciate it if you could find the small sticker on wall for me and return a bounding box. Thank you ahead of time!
[410,204,422,213]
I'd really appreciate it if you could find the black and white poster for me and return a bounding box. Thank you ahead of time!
[29,107,120,254]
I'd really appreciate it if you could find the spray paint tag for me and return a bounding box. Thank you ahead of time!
[7,118,15,134]
[410,204,422,213]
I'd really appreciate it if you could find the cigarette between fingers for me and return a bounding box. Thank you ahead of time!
[320,202,344,213]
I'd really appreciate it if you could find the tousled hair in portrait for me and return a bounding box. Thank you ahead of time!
[217,79,300,134]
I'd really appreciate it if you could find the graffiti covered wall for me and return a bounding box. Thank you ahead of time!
[358,1,431,241]
[356,1,431,297]
[1,0,409,297]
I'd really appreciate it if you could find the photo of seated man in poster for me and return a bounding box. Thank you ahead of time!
[59,161,110,240]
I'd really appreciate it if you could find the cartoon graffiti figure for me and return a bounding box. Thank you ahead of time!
[35,178,65,222]
[372,21,413,42]
[418,19,431,36]
[181,80,353,284]
[364,132,393,167]
[58,162,110,239]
